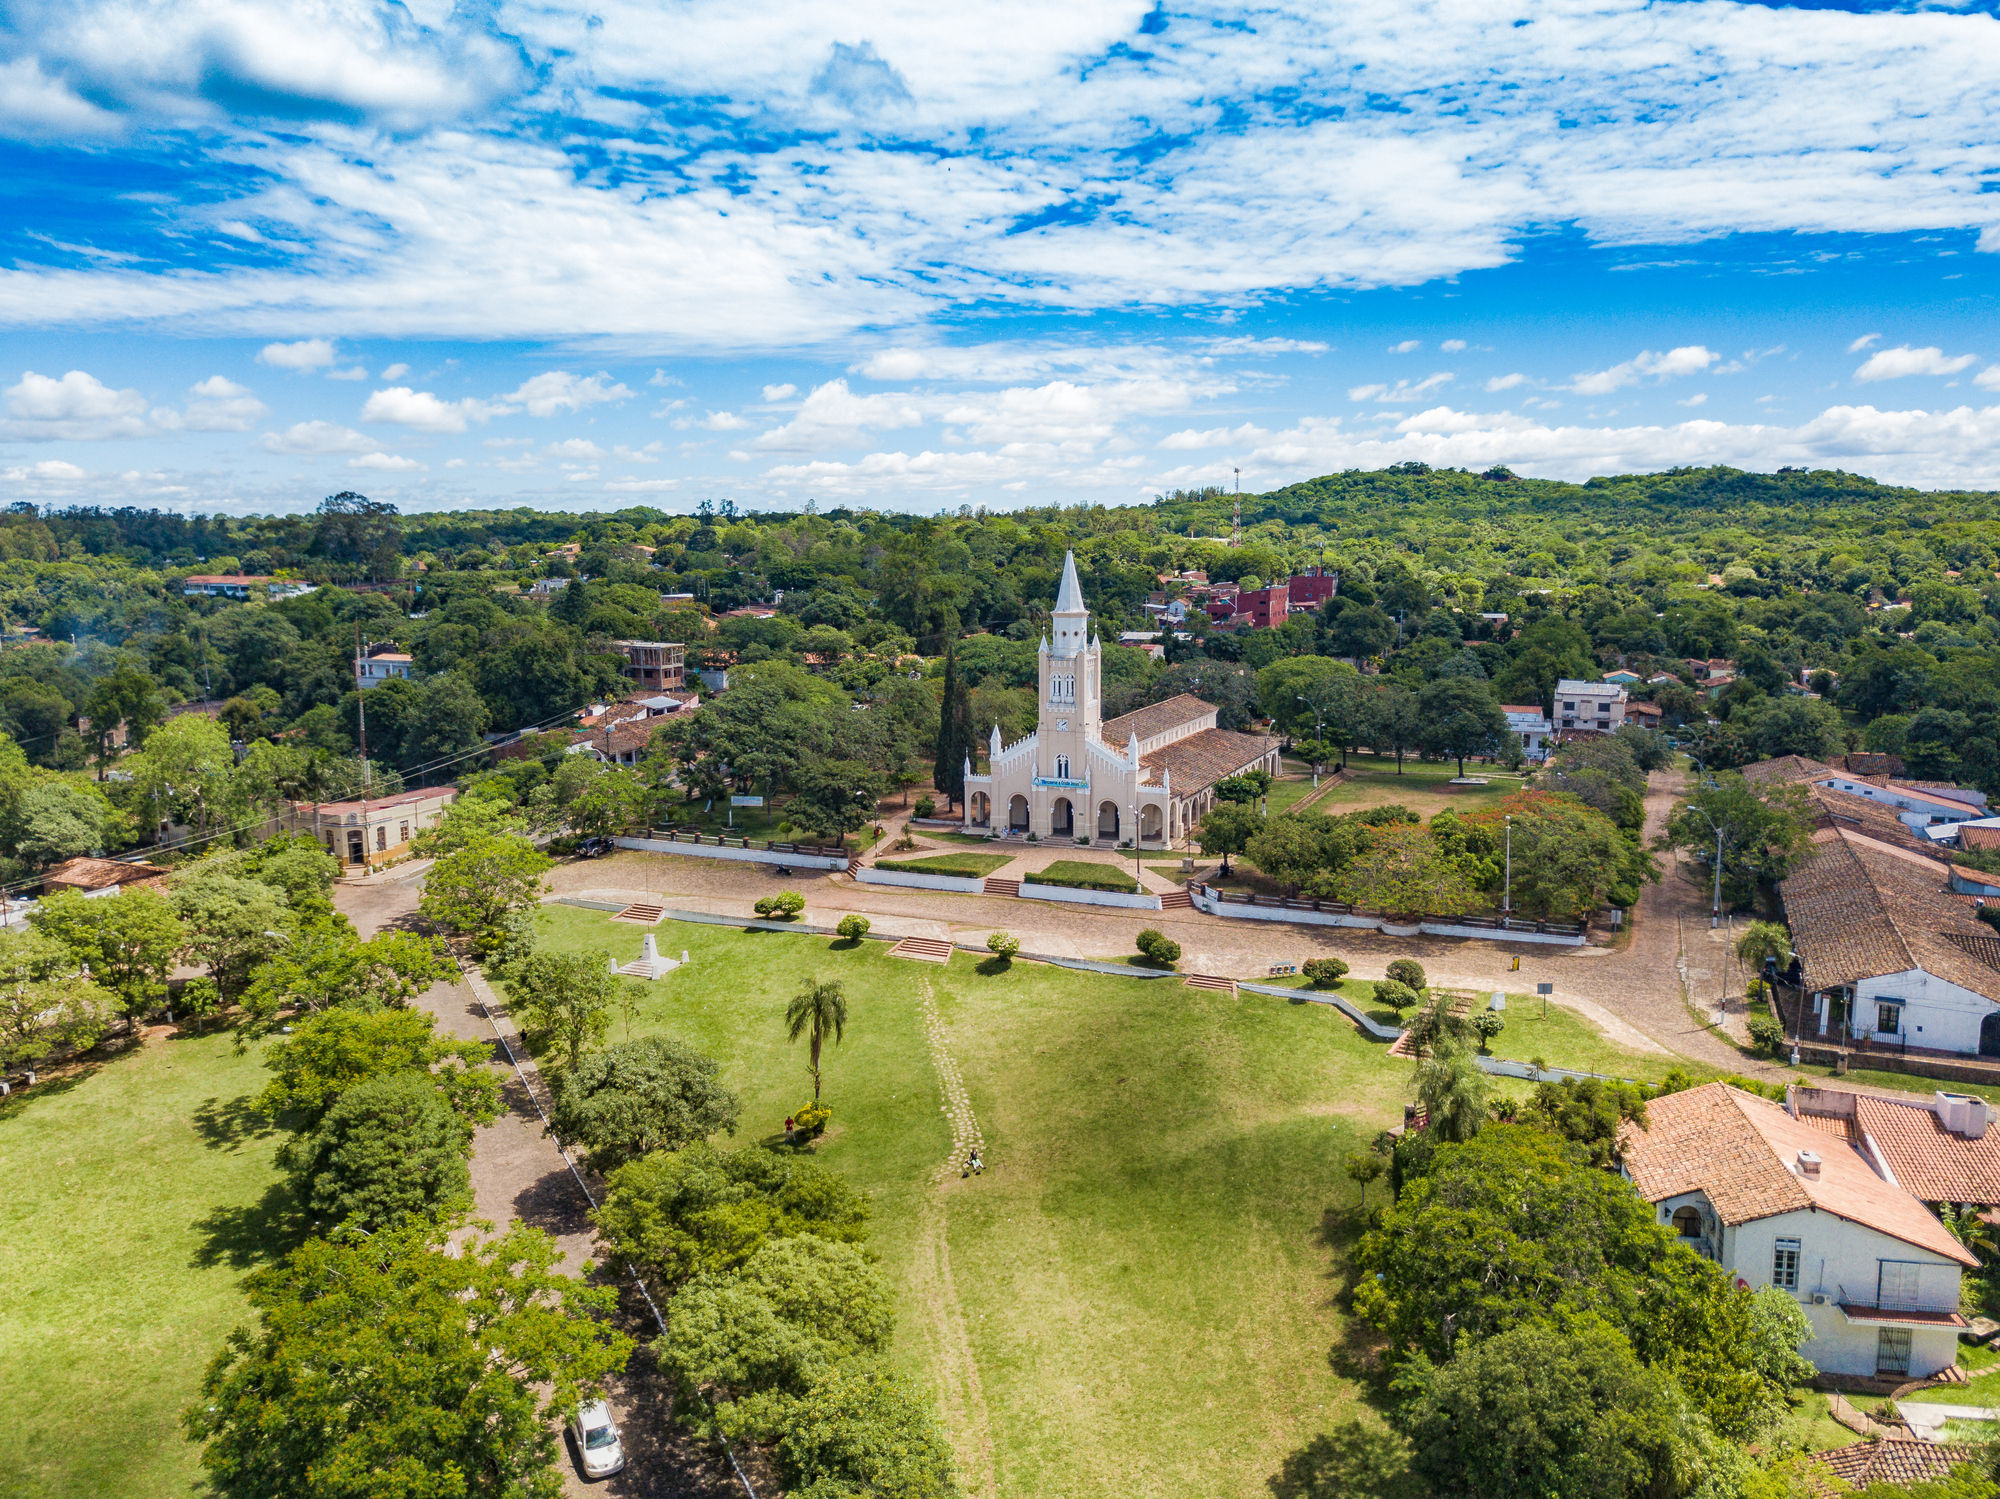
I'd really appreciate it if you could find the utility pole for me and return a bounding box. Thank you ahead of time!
[1231,468,1242,549]
[1503,814,1513,915]
[354,626,370,872]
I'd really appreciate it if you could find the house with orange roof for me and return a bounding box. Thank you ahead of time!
[1620,1081,1977,1380]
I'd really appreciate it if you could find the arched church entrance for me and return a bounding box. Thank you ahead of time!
[1097,801,1120,840]
[1008,795,1030,831]
[1051,797,1074,836]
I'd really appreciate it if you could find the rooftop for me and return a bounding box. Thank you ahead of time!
[42,856,169,891]
[1619,1082,1975,1265]
[183,573,275,586]
[1739,754,1838,786]
[1779,827,2000,1004]
[1141,727,1278,794]
[1815,1440,1976,1491]
[292,786,457,816]
[1100,693,1216,748]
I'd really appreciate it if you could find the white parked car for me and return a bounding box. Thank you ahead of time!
[570,1398,626,1479]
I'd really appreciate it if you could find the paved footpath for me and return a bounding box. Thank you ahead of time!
[337,872,746,1499]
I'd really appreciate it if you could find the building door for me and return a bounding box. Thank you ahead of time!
[1875,1327,1912,1378]
[1051,798,1073,836]
[1981,1012,2000,1057]
[346,831,365,865]
[1097,802,1119,840]
[1008,795,1029,831]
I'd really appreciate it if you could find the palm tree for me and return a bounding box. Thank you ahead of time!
[1736,920,1794,973]
[785,979,848,1102]
[1415,1038,1489,1144]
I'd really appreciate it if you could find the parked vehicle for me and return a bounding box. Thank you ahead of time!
[576,835,615,859]
[570,1398,626,1478]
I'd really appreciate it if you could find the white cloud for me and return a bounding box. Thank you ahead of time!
[179,376,266,432]
[0,57,120,138]
[1440,339,1467,353]
[1158,422,1271,450]
[1,459,87,481]
[762,383,798,402]
[675,410,750,432]
[1199,337,1329,356]
[756,378,925,450]
[260,420,374,455]
[1348,373,1453,404]
[326,365,369,381]
[349,452,424,471]
[1485,373,1527,392]
[1,369,151,439]
[1570,345,1717,396]
[1848,333,1882,353]
[380,363,410,381]
[1975,366,2000,391]
[503,371,633,418]
[1853,345,1979,382]
[258,339,339,371]
[548,438,605,459]
[1679,392,1708,407]
[1388,339,1421,354]
[360,385,494,434]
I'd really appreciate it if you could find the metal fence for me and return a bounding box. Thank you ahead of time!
[1191,883,1587,937]
[645,826,848,858]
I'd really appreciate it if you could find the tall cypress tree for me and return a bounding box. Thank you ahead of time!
[933,646,961,808]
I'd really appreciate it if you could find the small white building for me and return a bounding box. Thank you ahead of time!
[1816,776,1989,831]
[285,786,457,867]
[1780,826,2000,1056]
[1621,1082,1976,1380]
[1553,678,1628,734]
[1501,704,1554,761]
[355,651,413,690]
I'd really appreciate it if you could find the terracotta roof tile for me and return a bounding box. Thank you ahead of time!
[1140,728,1278,794]
[42,856,170,891]
[1619,1083,1976,1264]
[1850,1094,2000,1205]
[1959,825,2000,851]
[1779,827,2000,1004]
[1100,694,1216,747]
[1817,1440,1975,1489]
[1741,754,1838,786]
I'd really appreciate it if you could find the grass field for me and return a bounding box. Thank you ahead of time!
[1022,858,1141,893]
[531,905,1415,1499]
[877,851,1014,878]
[1307,754,1529,817]
[0,1032,291,1499]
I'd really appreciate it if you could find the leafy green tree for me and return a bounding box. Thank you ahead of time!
[0,928,110,1069]
[1490,616,1596,711]
[933,645,975,810]
[754,1361,962,1499]
[184,1221,632,1499]
[2,780,117,867]
[418,834,553,955]
[240,925,454,1034]
[167,864,291,997]
[84,666,167,763]
[1479,791,1655,919]
[836,914,871,943]
[1417,677,1509,777]
[287,1070,474,1231]
[1398,1318,1739,1499]
[1386,958,1427,991]
[505,949,621,1074]
[1366,683,1423,773]
[657,1234,895,1404]
[1195,801,1262,877]
[1748,694,1847,762]
[411,792,526,858]
[1257,656,1361,737]
[128,713,242,839]
[1303,956,1349,987]
[549,1036,742,1171]
[400,670,491,769]
[985,931,1019,962]
[1373,978,1417,1013]
[789,757,886,843]
[30,885,184,1027]
[1522,1076,1650,1167]
[1212,769,1272,805]
[258,1007,500,1127]
[1337,823,1480,917]
[786,979,849,1102]
[594,1142,871,1289]
[1735,921,1793,975]
[1661,774,1816,909]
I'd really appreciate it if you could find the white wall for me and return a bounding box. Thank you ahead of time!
[1017,882,1163,911]
[857,867,987,894]
[1853,967,2000,1055]
[613,836,848,871]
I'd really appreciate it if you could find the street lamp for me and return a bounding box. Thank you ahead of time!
[1677,747,1726,930]
[1502,814,1513,916]
[1295,691,1338,784]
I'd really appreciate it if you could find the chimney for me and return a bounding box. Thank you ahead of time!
[1934,1092,1993,1140]
[1796,1150,1822,1180]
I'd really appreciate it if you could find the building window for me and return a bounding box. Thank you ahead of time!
[375,827,387,851]
[1054,755,1069,779]
[1877,1003,1901,1035]
[1670,1206,1702,1238]
[1876,1327,1912,1378]
[399,821,410,843]
[1772,1238,1801,1291]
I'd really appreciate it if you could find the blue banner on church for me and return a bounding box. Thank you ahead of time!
[1032,777,1089,789]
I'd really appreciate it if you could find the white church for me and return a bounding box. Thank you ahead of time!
[962,552,1280,846]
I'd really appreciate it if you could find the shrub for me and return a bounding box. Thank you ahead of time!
[754,891,806,919]
[912,795,935,818]
[286,1071,473,1232]
[792,1100,832,1137]
[1747,1013,1787,1057]
[1135,929,1181,967]
[1302,957,1350,988]
[1469,1009,1505,1052]
[549,1037,742,1172]
[1373,978,1418,1013]
[986,931,1020,961]
[1386,958,1427,992]
[835,914,871,942]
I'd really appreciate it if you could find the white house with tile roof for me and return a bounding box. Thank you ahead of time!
[960,552,1278,846]
[1621,1082,1977,1380]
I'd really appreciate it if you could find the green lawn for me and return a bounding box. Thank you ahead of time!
[877,852,1014,878]
[0,1032,292,1499]
[532,906,1422,1499]
[1305,755,1528,817]
[1022,858,1141,893]
[1262,762,1321,816]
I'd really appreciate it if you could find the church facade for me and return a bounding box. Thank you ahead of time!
[961,553,1280,847]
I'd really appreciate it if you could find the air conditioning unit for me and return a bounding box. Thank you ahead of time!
[1810,1293,1829,1306]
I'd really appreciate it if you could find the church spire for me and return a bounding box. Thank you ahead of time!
[1053,550,1086,616]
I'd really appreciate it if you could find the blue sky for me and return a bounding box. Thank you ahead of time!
[5,0,2000,513]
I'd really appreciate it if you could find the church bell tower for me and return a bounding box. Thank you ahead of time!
[1038,551,1102,766]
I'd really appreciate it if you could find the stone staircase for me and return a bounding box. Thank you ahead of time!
[1184,973,1237,996]
[888,936,956,964]
[1158,889,1193,910]
[983,877,1021,897]
[610,901,665,924]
